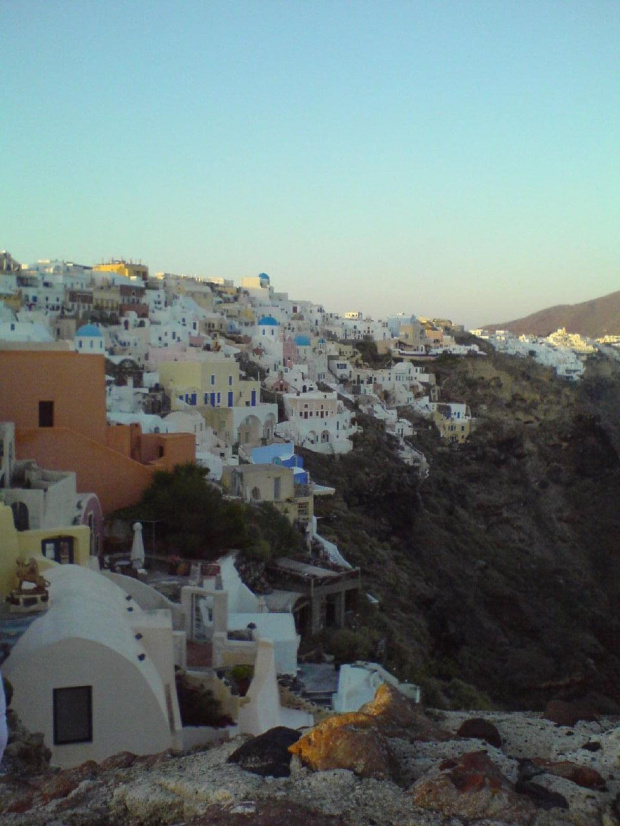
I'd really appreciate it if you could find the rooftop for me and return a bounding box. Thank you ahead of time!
[76,323,103,337]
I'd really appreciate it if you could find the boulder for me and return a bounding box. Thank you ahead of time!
[359,682,451,741]
[531,757,606,789]
[3,709,51,776]
[544,699,599,727]
[514,779,569,811]
[409,750,537,823]
[228,727,301,778]
[189,800,351,825]
[288,713,395,779]
[457,717,502,748]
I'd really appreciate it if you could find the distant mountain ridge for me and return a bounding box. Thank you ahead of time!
[486,289,620,338]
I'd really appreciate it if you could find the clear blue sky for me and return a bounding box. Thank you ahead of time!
[2,0,619,327]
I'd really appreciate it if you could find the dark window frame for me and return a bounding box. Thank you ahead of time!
[39,400,54,427]
[41,536,74,564]
[53,685,93,745]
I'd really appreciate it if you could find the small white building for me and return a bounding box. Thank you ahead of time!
[75,323,106,355]
[277,391,356,454]
[0,319,53,344]
[332,662,420,712]
[4,566,183,768]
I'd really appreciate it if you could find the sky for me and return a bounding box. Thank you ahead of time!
[2,0,619,328]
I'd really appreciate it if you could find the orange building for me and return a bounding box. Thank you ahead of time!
[0,351,195,514]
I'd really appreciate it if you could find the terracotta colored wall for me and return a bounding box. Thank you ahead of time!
[106,423,143,460]
[16,427,154,514]
[141,433,195,470]
[106,424,133,456]
[0,351,108,444]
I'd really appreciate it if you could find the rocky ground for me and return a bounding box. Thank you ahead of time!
[1,686,619,826]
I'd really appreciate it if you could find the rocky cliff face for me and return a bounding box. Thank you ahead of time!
[302,350,620,712]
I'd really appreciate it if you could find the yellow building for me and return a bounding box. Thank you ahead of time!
[432,404,473,444]
[158,355,260,411]
[0,501,91,599]
[219,302,256,325]
[221,464,313,527]
[399,320,425,345]
[1,289,22,313]
[94,260,148,282]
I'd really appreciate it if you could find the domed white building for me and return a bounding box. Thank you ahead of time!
[75,324,106,355]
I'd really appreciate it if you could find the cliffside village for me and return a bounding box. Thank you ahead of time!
[0,250,604,769]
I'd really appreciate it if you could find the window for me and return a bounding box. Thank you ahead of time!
[42,536,74,564]
[274,477,281,500]
[11,502,29,532]
[210,374,215,386]
[39,401,54,427]
[54,686,92,745]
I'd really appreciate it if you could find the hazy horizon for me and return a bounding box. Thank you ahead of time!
[2,0,619,329]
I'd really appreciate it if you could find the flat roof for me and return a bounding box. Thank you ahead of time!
[274,558,340,578]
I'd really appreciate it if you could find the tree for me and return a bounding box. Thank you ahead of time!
[116,463,305,562]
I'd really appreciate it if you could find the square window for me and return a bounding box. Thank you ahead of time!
[53,686,92,745]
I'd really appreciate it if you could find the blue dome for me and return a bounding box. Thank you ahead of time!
[76,324,103,337]
[294,335,311,346]
[258,316,279,326]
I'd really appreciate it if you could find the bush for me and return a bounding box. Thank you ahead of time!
[445,678,495,711]
[230,664,254,696]
[326,628,374,665]
[175,673,225,727]
[115,464,306,563]
[418,676,448,709]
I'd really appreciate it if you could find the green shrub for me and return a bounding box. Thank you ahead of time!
[230,664,254,696]
[175,673,223,727]
[445,678,495,711]
[326,628,374,664]
[418,676,448,710]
